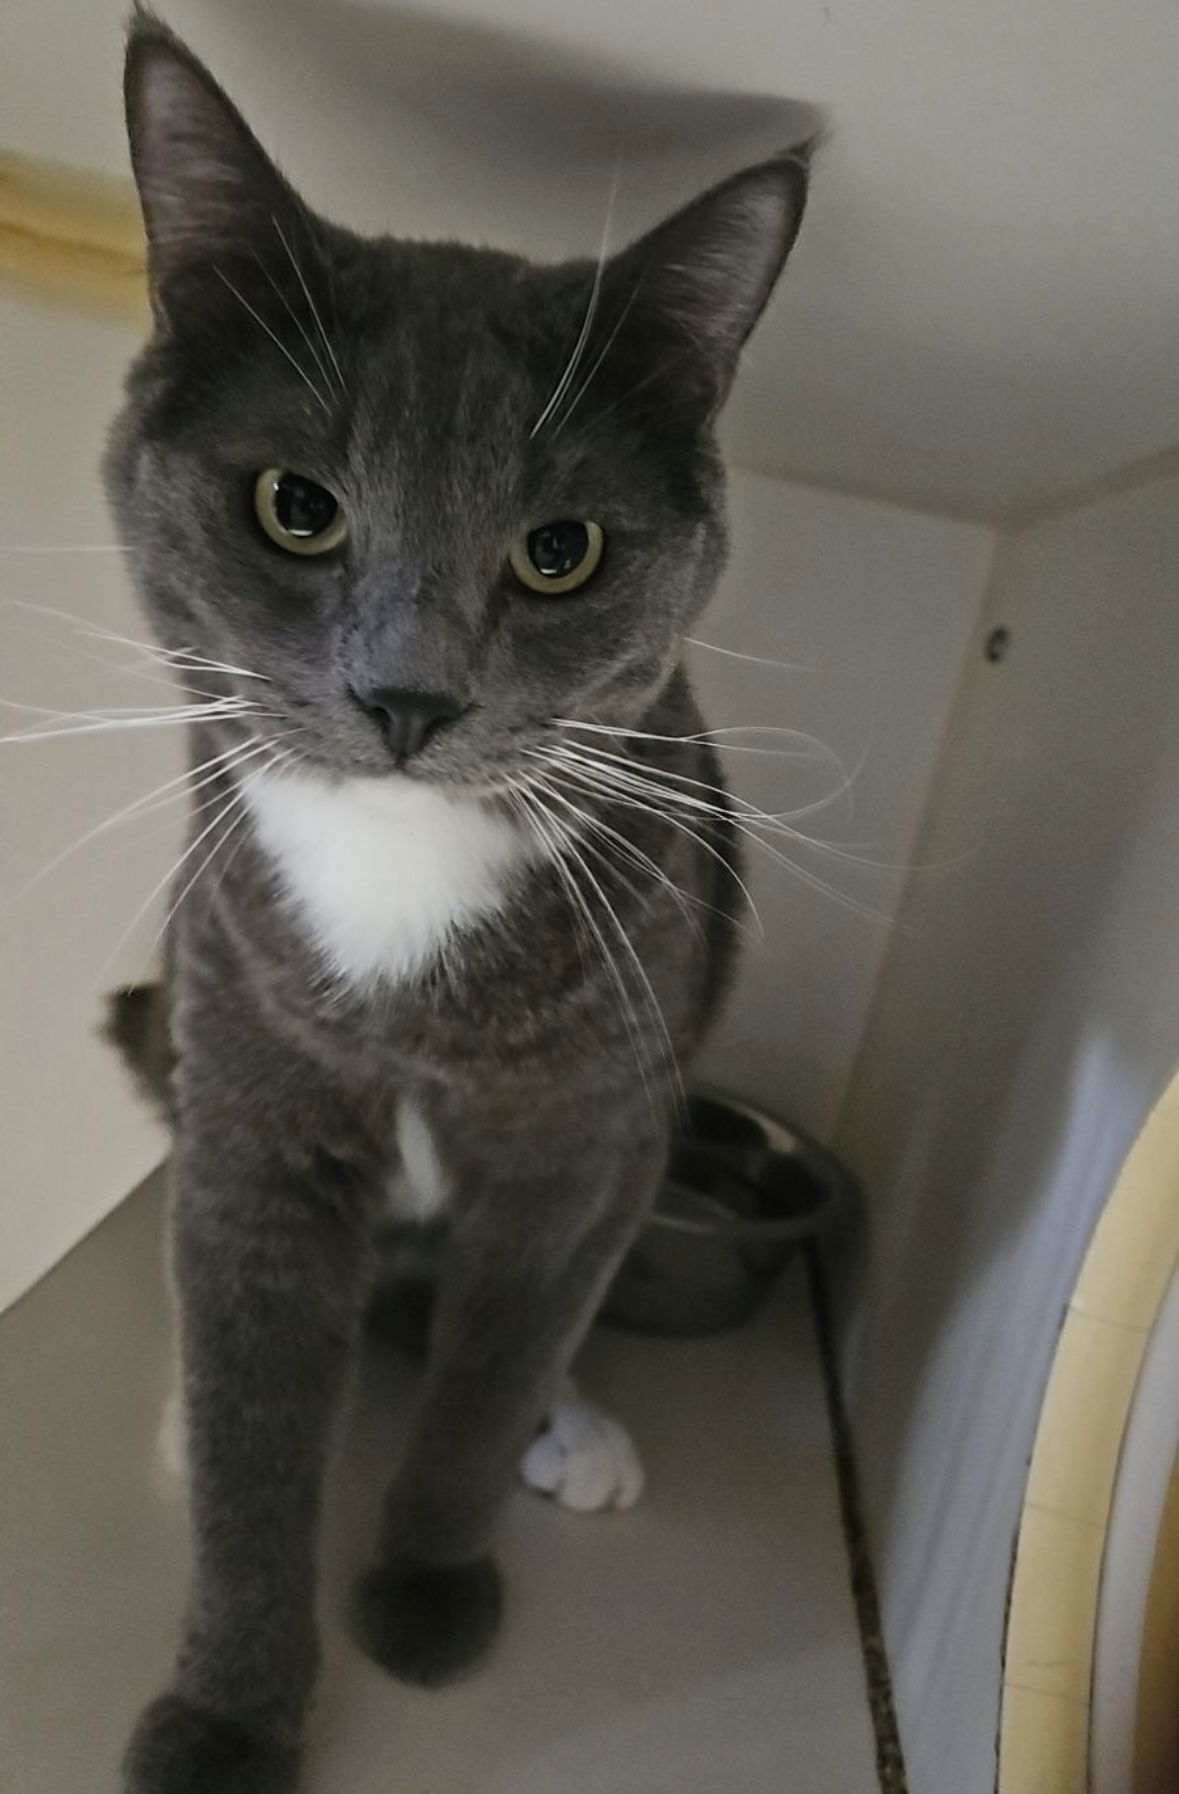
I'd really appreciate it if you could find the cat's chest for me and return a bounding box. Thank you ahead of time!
[241,768,534,989]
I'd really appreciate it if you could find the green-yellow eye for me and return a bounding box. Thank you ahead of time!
[254,468,347,556]
[509,519,604,595]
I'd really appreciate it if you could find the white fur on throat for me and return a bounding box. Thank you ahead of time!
[242,767,534,989]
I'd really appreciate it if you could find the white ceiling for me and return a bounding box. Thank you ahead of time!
[5,0,1178,520]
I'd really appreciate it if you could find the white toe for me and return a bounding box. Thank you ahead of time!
[519,1380,645,1514]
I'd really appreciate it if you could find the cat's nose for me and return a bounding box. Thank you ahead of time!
[351,685,465,763]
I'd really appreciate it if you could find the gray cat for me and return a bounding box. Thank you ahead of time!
[105,16,809,1792]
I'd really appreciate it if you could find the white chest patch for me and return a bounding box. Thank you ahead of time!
[389,1092,451,1223]
[242,767,533,989]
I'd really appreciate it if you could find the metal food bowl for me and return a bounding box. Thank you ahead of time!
[600,1089,855,1337]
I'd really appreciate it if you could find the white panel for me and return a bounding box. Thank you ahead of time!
[0,293,173,1309]
[837,470,1179,1793]
[696,470,991,1133]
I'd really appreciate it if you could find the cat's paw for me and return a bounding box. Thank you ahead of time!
[352,1557,503,1686]
[519,1380,645,1513]
[123,1692,299,1794]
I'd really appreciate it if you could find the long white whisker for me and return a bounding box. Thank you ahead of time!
[516,785,665,1113]
[0,738,263,915]
[0,708,267,746]
[1,599,271,682]
[0,543,129,554]
[0,696,253,722]
[101,773,255,977]
[723,817,898,925]
[2,617,234,704]
[551,734,890,864]
[549,274,644,440]
[555,714,847,774]
[272,216,347,397]
[550,738,765,817]
[144,788,255,961]
[545,797,684,1114]
[549,735,862,833]
[535,768,759,941]
[508,787,593,969]
[548,742,777,839]
[530,780,657,916]
[529,773,704,936]
[682,634,813,674]
[1,598,169,658]
[554,746,889,923]
[551,751,895,921]
[253,249,336,401]
[213,265,332,415]
[157,650,271,683]
[529,164,620,439]
[530,750,763,936]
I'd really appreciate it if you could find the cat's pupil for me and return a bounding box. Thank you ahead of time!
[274,473,337,538]
[528,521,589,579]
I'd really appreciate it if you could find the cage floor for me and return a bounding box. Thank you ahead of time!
[1,1170,880,1793]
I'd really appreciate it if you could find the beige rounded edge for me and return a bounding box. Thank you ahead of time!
[998,1071,1179,1794]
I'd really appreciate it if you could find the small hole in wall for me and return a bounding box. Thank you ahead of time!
[985,626,1011,663]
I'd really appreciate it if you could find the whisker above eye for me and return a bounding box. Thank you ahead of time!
[548,275,646,443]
[212,264,333,416]
[271,215,347,400]
[529,162,620,440]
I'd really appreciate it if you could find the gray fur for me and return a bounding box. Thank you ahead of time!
[108,17,808,1791]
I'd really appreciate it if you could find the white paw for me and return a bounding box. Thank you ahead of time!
[156,1387,187,1479]
[519,1379,644,1513]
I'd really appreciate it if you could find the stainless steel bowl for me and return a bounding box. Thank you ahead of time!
[600,1089,854,1337]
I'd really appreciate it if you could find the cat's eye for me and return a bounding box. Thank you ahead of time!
[254,469,347,556]
[509,520,604,595]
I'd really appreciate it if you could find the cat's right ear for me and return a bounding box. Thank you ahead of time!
[124,14,311,323]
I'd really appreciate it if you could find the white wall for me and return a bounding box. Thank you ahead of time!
[836,469,1179,1793]
[0,293,173,1310]
[693,471,991,1133]
[0,284,989,1309]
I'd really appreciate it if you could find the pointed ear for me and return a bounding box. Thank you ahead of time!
[604,149,812,416]
[124,15,312,322]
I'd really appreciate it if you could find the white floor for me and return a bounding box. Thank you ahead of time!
[1,1172,879,1794]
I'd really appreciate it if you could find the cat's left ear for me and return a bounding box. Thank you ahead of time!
[124,15,317,324]
[605,148,813,416]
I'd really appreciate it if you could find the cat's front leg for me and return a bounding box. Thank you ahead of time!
[354,1127,666,1687]
[124,1140,372,1794]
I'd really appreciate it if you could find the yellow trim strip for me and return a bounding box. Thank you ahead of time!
[999,1076,1179,1793]
[0,152,146,321]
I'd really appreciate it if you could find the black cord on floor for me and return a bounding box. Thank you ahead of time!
[804,1243,909,1794]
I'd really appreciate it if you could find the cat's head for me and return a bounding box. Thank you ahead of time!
[105,18,809,792]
